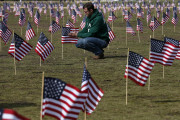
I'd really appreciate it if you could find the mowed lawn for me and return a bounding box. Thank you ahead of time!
[0,2,180,120]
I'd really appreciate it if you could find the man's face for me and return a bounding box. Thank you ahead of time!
[83,8,93,17]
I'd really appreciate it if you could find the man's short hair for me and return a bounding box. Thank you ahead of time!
[83,2,95,11]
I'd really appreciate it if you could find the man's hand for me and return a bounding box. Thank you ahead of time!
[68,33,78,37]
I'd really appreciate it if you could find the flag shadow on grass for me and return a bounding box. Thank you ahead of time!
[0,102,37,108]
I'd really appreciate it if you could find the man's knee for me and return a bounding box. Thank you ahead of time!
[76,38,89,48]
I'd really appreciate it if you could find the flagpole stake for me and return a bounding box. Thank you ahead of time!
[85,57,87,68]
[163,65,165,79]
[126,30,127,46]
[174,26,175,32]
[21,27,22,36]
[148,35,151,90]
[62,44,63,60]
[126,48,129,105]
[138,30,140,43]
[153,30,154,38]
[40,57,41,66]
[162,25,163,35]
[40,71,44,120]
[12,30,16,75]
[51,33,52,43]
[0,40,1,52]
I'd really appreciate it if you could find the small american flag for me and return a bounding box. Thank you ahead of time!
[107,11,117,22]
[124,11,132,22]
[48,20,61,34]
[71,9,76,23]
[166,8,170,17]
[8,33,33,61]
[61,27,79,44]
[76,7,82,17]
[163,37,180,61]
[124,51,154,86]
[29,7,33,17]
[161,12,169,25]
[21,8,26,22]
[0,21,12,44]
[19,12,25,26]
[42,77,87,120]
[50,9,55,18]
[136,18,143,33]
[66,20,75,28]
[61,10,64,18]
[157,9,160,19]
[149,17,161,31]
[150,38,179,66]
[2,10,9,23]
[55,11,60,24]
[81,65,104,114]
[80,16,86,29]
[0,108,30,120]
[146,9,151,23]
[15,9,20,16]
[137,7,142,18]
[35,32,54,61]
[172,12,179,26]
[34,10,40,26]
[26,21,35,40]
[107,23,115,43]
[126,21,136,36]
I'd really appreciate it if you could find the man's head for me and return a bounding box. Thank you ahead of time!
[83,2,95,18]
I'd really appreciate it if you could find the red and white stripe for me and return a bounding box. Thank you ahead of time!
[35,41,54,61]
[124,58,154,86]
[42,84,87,120]
[26,28,36,40]
[150,42,179,66]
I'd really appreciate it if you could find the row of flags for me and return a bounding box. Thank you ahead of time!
[125,37,180,86]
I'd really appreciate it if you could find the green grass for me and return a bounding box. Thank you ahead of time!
[0,4,180,120]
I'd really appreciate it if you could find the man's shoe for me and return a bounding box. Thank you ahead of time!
[93,53,104,59]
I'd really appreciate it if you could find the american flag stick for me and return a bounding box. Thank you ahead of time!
[148,35,151,91]
[40,71,44,120]
[0,16,2,52]
[13,30,16,75]
[62,44,63,60]
[126,28,127,46]
[138,30,140,43]
[162,34,165,79]
[162,12,164,35]
[126,48,129,105]
[84,57,87,120]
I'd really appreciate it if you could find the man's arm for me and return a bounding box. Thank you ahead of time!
[77,17,102,38]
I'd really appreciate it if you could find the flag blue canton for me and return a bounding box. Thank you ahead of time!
[27,21,32,30]
[44,77,66,100]
[0,108,3,119]
[82,66,91,82]
[0,21,7,32]
[14,33,24,48]
[62,27,71,36]
[128,51,143,68]
[164,37,179,46]
[151,39,164,53]
[38,32,48,46]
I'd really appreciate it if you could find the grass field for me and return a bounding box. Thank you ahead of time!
[0,2,180,120]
